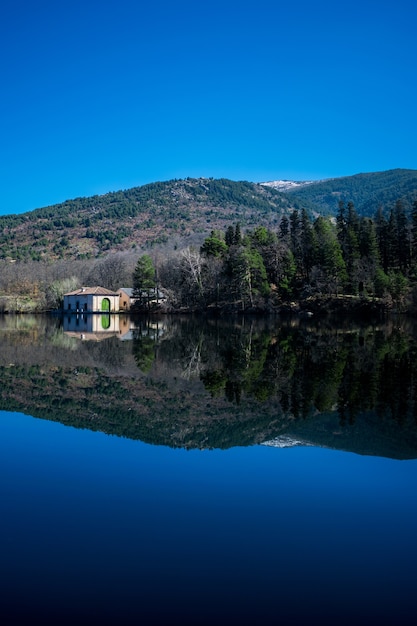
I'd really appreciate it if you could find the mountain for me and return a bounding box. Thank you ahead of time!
[0,178,298,261]
[1,169,417,262]
[270,168,417,217]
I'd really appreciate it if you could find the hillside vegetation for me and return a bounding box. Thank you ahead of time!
[0,178,297,261]
[2,169,417,263]
[2,169,417,314]
[285,168,417,217]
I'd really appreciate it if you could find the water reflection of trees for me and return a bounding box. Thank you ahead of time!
[131,315,417,425]
[1,314,417,453]
[3,314,417,430]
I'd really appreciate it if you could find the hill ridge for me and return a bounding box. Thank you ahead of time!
[1,169,417,261]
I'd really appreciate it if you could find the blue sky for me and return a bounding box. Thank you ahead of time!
[1,0,416,215]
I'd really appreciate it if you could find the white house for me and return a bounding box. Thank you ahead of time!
[63,286,120,313]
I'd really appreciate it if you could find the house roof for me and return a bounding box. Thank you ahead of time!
[64,286,120,296]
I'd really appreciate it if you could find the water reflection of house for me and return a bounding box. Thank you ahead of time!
[63,314,119,340]
[63,314,137,341]
[63,286,120,313]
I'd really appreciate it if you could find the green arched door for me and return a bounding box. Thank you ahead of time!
[101,298,110,312]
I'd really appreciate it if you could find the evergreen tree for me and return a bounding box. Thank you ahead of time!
[226,245,269,308]
[411,200,417,267]
[313,217,347,294]
[374,206,390,272]
[358,218,379,260]
[336,201,346,246]
[234,223,242,245]
[225,225,235,247]
[132,254,156,309]
[337,201,360,293]
[346,201,360,235]
[394,200,410,273]
[290,209,304,280]
[277,249,297,297]
[201,230,227,257]
[300,208,317,281]
[279,215,290,242]
[357,218,381,295]
[386,209,398,271]
[290,209,301,255]
[225,223,242,246]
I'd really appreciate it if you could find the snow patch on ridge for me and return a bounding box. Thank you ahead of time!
[261,180,318,191]
[261,435,314,449]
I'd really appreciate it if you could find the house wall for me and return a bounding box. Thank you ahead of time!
[94,295,120,312]
[64,294,93,312]
[64,294,120,313]
[118,291,131,310]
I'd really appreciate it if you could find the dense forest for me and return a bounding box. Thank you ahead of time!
[287,168,417,217]
[133,198,417,314]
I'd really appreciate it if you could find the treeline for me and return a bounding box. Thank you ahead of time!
[136,199,417,312]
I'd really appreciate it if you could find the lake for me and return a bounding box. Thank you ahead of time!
[1,313,417,624]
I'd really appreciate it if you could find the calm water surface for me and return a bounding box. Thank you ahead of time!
[1,315,417,624]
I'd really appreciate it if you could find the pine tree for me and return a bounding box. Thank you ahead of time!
[411,200,417,266]
[226,245,269,308]
[132,254,156,309]
[279,215,290,241]
[313,217,347,294]
[386,210,398,271]
[300,208,316,281]
[374,207,390,272]
[394,200,410,273]
[358,218,381,296]
[201,230,227,257]
[234,223,242,245]
[225,225,235,247]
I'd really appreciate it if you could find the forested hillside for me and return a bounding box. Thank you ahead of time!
[1,170,417,263]
[2,169,417,313]
[136,198,417,314]
[284,168,417,217]
[0,178,297,261]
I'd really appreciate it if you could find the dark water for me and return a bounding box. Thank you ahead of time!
[1,314,417,624]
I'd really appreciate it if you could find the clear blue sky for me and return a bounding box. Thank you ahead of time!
[1,0,416,215]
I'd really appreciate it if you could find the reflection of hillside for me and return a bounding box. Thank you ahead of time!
[264,409,417,460]
[1,314,417,458]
